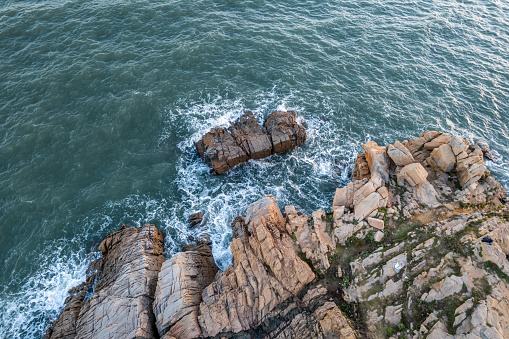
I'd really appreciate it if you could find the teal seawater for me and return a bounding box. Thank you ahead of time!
[1,0,508,337]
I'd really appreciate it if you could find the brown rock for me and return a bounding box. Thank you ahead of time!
[264,110,306,153]
[43,283,88,339]
[72,224,165,339]
[153,241,218,339]
[195,126,249,174]
[430,143,456,172]
[352,153,371,180]
[197,196,315,337]
[196,111,306,174]
[187,212,203,228]
[229,111,272,159]
[400,163,428,187]
[263,287,356,339]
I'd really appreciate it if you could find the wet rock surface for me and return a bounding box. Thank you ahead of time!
[195,111,306,174]
[48,131,509,339]
[188,212,203,228]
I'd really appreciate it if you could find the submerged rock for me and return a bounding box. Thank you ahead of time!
[187,211,203,228]
[195,111,306,174]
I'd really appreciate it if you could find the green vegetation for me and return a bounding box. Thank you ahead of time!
[484,261,509,284]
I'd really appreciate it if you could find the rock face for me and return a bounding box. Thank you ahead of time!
[47,131,509,339]
[263,110,306,154]
[198,195,316,336]
[45,224,165,339]
[153,240,218,339]
[195,111,306,174]
[47,196,356,339]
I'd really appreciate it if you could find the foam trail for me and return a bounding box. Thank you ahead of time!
[161,89,364,269]
[0,248,89,338]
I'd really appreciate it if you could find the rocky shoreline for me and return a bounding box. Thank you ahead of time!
[45,131,509,339]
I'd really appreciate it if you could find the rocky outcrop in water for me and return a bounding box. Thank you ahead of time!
[195,111,306,174]
[47,131,509,339]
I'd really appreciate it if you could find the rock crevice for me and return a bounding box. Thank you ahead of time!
[47,131,509,339]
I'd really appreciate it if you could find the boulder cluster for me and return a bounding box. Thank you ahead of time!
[46,131,509,339]
[44,196,355,339]
[195,111,306,174]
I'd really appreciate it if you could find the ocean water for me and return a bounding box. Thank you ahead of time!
[0,0,508,337]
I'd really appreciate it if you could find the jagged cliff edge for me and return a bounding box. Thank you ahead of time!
[45,131,509,339]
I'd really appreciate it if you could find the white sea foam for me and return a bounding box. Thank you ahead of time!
[4,89,507,338]
[0,246,90,339]
[159,89,364,269]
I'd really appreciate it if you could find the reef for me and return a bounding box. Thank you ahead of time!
[195,110,306,174]
[45,131,509,339]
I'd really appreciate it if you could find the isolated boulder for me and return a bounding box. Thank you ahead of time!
[187,212,203,228]
[196,111,306,174]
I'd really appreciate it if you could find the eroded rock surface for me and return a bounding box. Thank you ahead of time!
[47,131,509,339]
[195,111,306,174]
[45,224,165,339]
[153,240,218,339]
[198,195,316,336]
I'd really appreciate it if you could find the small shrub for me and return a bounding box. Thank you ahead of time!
[484,261,509,284]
